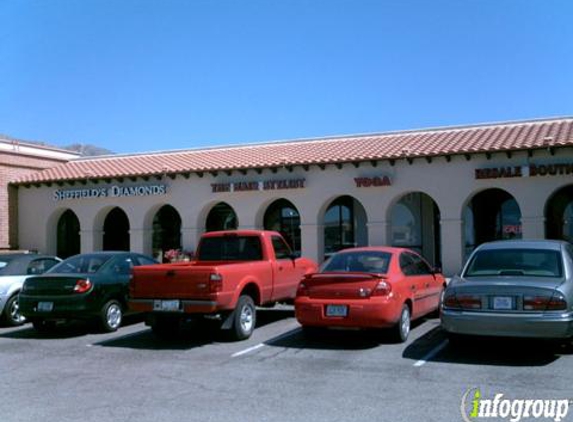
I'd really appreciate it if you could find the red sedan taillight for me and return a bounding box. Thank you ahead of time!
[73,279,92,294]
[371,280,392,296]
[296,282,309,297]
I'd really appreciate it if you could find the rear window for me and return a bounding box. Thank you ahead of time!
[321,251,392,274]
[197,236,263,261]
[50,255,114,274]
[464,248,563,278]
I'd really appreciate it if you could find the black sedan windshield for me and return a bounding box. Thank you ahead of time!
[49,254,114,274]
[321,251,391,274]
[464,249,563,278]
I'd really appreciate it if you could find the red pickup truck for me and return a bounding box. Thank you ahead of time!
[129,230,317,340]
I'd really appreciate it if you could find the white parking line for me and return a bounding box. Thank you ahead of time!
[413,339,449,367]
[231,343,265,357]
[231,327,301,358]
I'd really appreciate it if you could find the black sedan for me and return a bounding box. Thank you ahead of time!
[19,252,157,332]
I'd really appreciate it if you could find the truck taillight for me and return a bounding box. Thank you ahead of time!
[296,282,309,297]
[372,280,391,296]
[73,279,92,294]
[209,273,223,293]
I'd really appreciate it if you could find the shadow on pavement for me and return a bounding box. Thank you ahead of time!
[403,327,569,367]
[0,314,145,340]
[264,318,430,351]
[94,308,295,351]
[0,322,90,340]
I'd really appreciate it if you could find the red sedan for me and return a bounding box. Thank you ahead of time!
[295,247,446,342]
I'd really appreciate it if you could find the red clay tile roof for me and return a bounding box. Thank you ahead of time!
[11,117,573,184]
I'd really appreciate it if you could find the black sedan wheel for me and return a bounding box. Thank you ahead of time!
[99,300,123,332]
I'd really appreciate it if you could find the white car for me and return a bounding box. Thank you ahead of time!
[0,253,61,326]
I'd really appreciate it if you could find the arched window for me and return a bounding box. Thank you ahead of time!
[323,196,368,259]
[263,199,301,254]
[152,205,182,261]
[390,193,441,267]
[103,207,130,251]
[206,203,238,232]
[464,189,521,259]
[57,209,80,258]
[546,185,573,242]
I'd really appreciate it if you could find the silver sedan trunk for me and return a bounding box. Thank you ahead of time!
[441,240,573,339]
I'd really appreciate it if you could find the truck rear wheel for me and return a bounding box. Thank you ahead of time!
[230,295,256,341]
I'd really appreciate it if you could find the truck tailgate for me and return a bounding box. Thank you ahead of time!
[130,264,213,299]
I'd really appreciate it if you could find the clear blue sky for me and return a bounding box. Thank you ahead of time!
[1,0,572,154]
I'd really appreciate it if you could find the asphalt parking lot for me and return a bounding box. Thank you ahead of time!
[2,307,573,422]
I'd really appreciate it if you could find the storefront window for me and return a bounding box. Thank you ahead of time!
[206,202,238,232]
[390,193,441,267]
[103,207,130,251]
[391,198,422,253]
[152,205,182,262]
[563,203,573,241]
[263,199,301,255]
[545,185,573,242]
[57,209,80,259]
[324,196,355,257]
[464,189,521,260]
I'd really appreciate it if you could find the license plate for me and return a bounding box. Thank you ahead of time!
[493,296,513,310]
[326,305,348,317]
[37,302,53,312]
[153,300,181,312]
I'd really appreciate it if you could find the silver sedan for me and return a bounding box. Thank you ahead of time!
[0,253,61,326]
[441,240,573,339]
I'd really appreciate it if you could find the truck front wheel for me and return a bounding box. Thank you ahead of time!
[230,295,256,340]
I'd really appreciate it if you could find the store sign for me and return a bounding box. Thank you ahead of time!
[475,163,573,180]
[54,184,168,201]
[211,178,306,193]
[354,176,392,188]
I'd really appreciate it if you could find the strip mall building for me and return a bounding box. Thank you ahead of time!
[9,117,573,275]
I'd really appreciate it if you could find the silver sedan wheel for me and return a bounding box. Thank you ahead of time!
[6,295,26,326]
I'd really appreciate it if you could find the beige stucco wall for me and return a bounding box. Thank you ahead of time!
[16,148,573,276]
